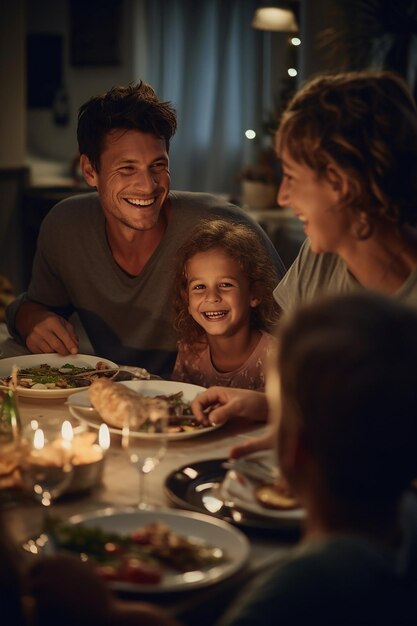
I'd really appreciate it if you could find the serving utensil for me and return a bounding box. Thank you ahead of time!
[222,451,280,483]
[69,366,159,382]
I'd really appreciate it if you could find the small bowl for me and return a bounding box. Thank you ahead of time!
[66,446,106,494]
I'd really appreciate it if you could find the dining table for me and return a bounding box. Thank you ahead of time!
[0,322,300,626]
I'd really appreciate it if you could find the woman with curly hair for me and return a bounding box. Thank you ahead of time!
[170,218,280,390]
[274,69,417,314]
[192,70,417,429]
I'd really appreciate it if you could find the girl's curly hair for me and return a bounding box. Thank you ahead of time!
[171,218,280,346]
[276,70,417,226]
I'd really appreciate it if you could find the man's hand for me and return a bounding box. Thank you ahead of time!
[15,302,79,355]
[191,386,268,425]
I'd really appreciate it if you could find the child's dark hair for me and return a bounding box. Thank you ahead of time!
[172,218,280,346]
[77,81,177,172]
[278,292,417,507]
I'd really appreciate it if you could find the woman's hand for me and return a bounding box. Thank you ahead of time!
[191,386,269,425]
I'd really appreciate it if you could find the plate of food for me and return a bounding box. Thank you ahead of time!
[37,507,249,593]
[0,354,119,399]
[67,380,223,440]
[165,456,305,531]
[219,452,304,522]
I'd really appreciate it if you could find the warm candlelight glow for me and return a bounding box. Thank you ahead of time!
[33,428,44,450]
[61,420,74,443]
[98,423,110,451]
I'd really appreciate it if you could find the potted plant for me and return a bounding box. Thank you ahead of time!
[238,79,297,211]
[239,146,281,210]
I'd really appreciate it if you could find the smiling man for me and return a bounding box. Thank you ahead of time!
[6,82,285,378]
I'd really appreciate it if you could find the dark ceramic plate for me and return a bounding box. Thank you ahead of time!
[164,458,303,533]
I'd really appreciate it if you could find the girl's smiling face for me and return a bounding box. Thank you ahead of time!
[277,149,356,255]
[186,248,260,338]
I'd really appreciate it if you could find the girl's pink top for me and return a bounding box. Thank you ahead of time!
[171,330,277,391]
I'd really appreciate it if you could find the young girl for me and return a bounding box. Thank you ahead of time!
[171,218,280,390]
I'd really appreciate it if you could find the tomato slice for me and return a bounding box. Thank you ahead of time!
[130,529,150,545]
[119,557,163,585]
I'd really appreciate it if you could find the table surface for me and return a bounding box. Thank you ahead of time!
[0,324,298,624]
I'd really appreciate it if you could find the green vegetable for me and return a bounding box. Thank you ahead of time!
[44,516,228,572]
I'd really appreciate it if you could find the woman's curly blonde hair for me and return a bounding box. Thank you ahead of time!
[171,218,280,346]
[276,70,417,226]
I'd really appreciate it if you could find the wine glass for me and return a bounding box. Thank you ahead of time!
[121,407,168,510]
[20,418,74,524]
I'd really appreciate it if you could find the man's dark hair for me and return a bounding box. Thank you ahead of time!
[77,81,177,171]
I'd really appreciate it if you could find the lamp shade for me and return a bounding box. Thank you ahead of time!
[252,7,298,32]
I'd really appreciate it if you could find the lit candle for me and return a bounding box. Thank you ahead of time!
[33,428,44,450]
[98,423,110,452]
[61,420,74,445]
[60,421,74,470]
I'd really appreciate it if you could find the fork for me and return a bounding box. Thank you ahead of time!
[69,366,160,381]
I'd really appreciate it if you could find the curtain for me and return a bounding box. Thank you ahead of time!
[145,0,264,195]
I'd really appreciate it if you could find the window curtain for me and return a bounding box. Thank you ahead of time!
[145,0,264,195]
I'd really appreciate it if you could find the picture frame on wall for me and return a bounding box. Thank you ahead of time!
[70,0,122,66]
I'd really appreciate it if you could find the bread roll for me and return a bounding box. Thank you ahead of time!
[254,477,298,510]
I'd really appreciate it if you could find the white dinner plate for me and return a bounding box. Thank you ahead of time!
[229,483,305,522]
[0,353,118,399]
[67,380,223,440]
[56,507,250,594]
[220,450,305,523]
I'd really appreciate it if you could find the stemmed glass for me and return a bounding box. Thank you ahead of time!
[122,408,168,510]
[20,418,74,524]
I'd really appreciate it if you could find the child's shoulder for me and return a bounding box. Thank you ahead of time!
[260,329,278,347]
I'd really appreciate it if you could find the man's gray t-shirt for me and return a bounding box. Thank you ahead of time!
[7,191,285,377]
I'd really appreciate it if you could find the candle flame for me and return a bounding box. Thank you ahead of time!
[61,420,74,443]
[33,428,44,450]
[99,423,110,450]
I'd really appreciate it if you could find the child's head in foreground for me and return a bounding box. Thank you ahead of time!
[270,292,417,514]
[172,218,280,346]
